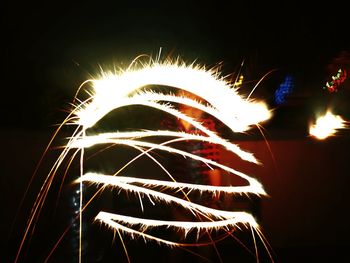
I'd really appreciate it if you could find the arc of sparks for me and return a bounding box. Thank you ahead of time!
[68,59,271,257]
[17,57,273,263]
[74,61,271,131]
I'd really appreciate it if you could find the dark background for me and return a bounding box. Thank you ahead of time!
[2,1,349,130]
[2,1,350,262]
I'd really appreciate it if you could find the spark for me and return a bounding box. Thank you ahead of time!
[17,57,273,262]
[309,111,347,140]
[95,211,257,244]
[74,61,271,132]
[234,75,244,87]
[78,172,261,196]
[77,173,261,221]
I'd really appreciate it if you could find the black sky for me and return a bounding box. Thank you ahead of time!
[2,1,349,129]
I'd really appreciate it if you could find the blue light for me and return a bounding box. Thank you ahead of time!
[274,75,294,105]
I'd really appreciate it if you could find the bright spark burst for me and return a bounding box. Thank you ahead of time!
[17,57,273,262]
[309,111,347,140]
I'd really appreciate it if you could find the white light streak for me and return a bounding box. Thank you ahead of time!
[79,172,259,195]
[77,173,261,222]
[67,59,271,257]
[95,211,257,245]
[74,61,271,131]
[17,57,273,262]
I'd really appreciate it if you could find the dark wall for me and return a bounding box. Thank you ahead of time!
[4,129,350,262]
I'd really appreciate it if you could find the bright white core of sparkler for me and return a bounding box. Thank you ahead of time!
[310,111,347,140]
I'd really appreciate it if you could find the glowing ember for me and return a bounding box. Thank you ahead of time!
[16,57,273,262]
[310,111,347,139]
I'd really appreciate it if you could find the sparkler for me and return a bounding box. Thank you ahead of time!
[309,110,347,139]
[16,57,273,262]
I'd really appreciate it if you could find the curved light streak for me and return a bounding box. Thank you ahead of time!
[17,58,273,263]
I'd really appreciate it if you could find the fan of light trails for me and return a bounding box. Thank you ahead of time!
[17,57,273,262]
[309,111,347,139]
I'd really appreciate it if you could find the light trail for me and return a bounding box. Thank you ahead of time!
[17,57,273,262]
[95,211,257,244]
[78,172,260,195]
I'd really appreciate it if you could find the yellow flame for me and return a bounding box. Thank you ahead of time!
[310,111,347,140]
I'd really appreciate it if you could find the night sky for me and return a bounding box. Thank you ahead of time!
[2,1,349,130]
[2,1,350,262]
